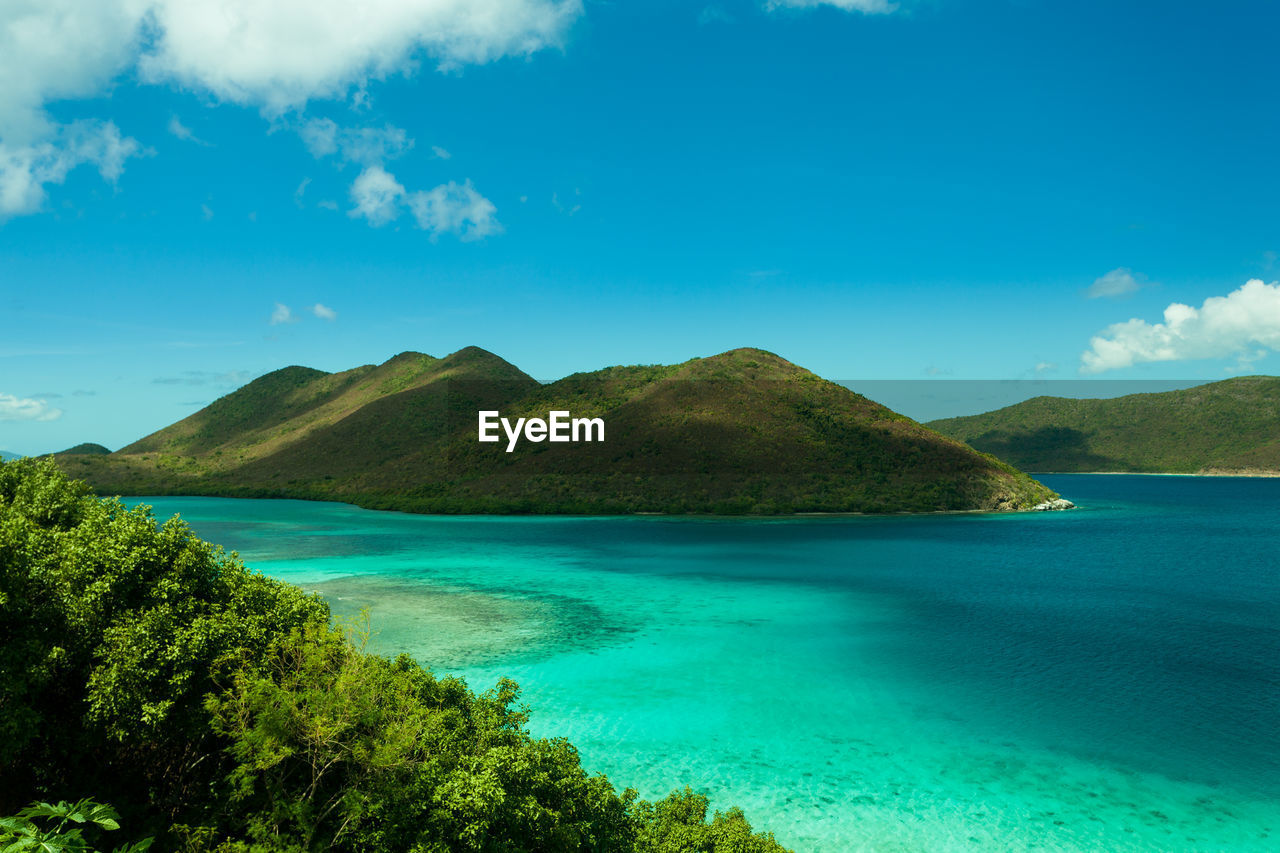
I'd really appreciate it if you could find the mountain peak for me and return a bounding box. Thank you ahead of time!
[444,345,509,364]
[381,351,436,368]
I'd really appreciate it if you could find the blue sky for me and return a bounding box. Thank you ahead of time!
[2,0,1279,454]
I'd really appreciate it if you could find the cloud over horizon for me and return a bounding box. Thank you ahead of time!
[264,302,340,325]
[1081,279,1280,373]
[0,393,62,422]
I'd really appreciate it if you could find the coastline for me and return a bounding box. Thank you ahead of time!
[123,494,1071,521]
[1031,470,1280,478]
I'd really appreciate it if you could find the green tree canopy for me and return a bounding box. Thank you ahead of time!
[0,458,792,852]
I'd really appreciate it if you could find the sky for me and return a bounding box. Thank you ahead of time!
[2,0,1279,454]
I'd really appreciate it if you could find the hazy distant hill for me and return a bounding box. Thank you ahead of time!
[928,376,1280,474]
[60,347,1057,514]
[0,450,20,461]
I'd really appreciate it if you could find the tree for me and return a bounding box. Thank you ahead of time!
[0,458,792,852]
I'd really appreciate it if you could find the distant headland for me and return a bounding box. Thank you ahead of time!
[928,376,1280,475]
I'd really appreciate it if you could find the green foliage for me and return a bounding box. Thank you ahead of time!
[0,456,329,816]
[0,799,151,853]
[60,347,1056,514]
[634,789,787,853]
[55,444,111,456]
[0,458,792,852]
[199,620,639,852]
[929,376,1280,473]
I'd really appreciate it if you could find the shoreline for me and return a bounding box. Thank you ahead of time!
[1033,470,1280,478]
[123,493,1068,520]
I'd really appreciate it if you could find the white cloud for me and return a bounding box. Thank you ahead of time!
[1081,279,1280,373]
[0,1,148,144]
[431,145,452,159]
[269,302,296,325]
[347,166,500,239]
[0,393,62,422]
[298,118,413,165]
[1,0,582,126]
[407,180,501,240]
[167,114,209,145]
[138,0,583,115]
[1087,267,1145,299]
[1034,361,1058,374]
[312,303,338,320]
[765,0,898,14]
[349,165,406,226]
[0,2,148,217]
[201,203,213,220]
[0,0,581,219]
[0,120,145,219]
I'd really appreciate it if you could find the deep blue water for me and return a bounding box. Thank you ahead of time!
[133,475,1280,851]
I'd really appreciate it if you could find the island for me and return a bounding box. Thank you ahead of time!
[55,347,1059,514]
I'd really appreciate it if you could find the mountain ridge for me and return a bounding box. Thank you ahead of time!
[928,376,1280,473]
[58,347,1058,514]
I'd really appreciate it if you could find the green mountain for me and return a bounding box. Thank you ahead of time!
[57,442,111,455]
[60,347,1058,513]
[928,376,1280,474]
[0,451,19,461]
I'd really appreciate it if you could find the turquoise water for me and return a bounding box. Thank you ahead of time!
[131,475,1279,852]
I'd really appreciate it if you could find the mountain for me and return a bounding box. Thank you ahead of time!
[59,347,1058,514]
[928,376,1280,474]
[0,450,20,461]
[57,442,111,455]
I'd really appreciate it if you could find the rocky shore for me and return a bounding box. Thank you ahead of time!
[1031,498,1076,511]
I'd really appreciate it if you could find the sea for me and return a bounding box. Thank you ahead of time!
[129,474,1279,852]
